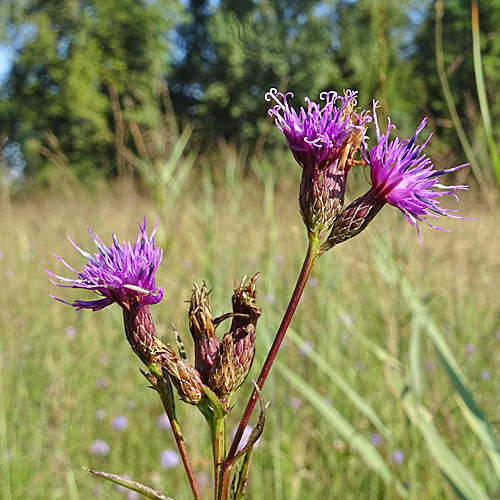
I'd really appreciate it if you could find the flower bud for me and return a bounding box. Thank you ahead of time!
[188,282,220,382]
[122,302,157,364]
[208,276,261,398]
[150,338,204,405]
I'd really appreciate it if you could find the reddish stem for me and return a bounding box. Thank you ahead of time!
[218,237,320,497]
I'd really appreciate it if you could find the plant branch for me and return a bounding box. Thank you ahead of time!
[219,236,321,497]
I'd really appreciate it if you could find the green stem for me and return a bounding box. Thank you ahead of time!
[149,365,202,500]
[213,414,226,499]
[218,235,321,499]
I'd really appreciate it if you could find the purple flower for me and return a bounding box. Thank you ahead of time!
[481,369,491,381]
[365,108,468,244]
[157,412,172,431]
[465,343,476,356]
[325,107,469,247]
[64,326,77,338]
[160,449,180,469]
[47,217,163,311]
[266,88,370,235]
[230,425,260,452]
[370,432,384,447]
[111,415,128,431]
[391,449,405,465]
[89,439,110,456]
[287,396,303,409]
[298,339,314,356]
[94,409,107,420]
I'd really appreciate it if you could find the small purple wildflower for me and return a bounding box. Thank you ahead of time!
[266,88,370,235]
[47,217,163,311]
[111,415,128,431]
[370,433,384,447]
[264,293,276,304]
[64,326,77,338]
[424,360,437,372]
[298,339,314,356]
[230,425,260,452]
[94,409,107,420]
[391,449,405,465]
[365,107,468,244]
[160,449,180,469]
[157,412,172,431]
[95,378,108,389]
[308,277,319,289]
[465,343,476,356]
[89,439,110,456]
[481,369,491,381]
[287,396,303,409]
[196,472,210,489]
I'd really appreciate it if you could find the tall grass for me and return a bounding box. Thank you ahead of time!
[0,155,497,499]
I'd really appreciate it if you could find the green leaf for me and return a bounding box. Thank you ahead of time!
[87,469,174,500]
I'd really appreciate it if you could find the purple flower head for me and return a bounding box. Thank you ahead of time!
[391,449,405,465]
[89,439,110,456]
[266,88,370,236]
[366,106,469,244]
[324,106,469,248]
[111,415,128,431]
[266,88,369,172]
[47,217,163,311]
[160,449,180,469]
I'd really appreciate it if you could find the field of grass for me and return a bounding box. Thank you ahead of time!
[1,160,498,500]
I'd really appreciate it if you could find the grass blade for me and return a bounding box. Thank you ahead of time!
[387,366,491,500]
[276,362,409,498]
[286,327,394,440]
[471,0,500,191]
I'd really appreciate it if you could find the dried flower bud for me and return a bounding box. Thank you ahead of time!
[189,282,220,382]
[231,275,261,330]
[150,338,204,405]
[208,276,261,398]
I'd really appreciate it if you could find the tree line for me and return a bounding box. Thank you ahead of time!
[1,0,498,184]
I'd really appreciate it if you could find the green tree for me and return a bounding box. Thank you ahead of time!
[0,0,180,182]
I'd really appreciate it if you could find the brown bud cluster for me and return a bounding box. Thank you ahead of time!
[123,277,260,406]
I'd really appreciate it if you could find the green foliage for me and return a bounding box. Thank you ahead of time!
[0,0,181,181]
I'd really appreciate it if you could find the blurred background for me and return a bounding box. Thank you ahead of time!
[1,0,499,499]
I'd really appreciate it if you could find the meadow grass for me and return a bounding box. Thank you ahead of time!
[0,162,498,499]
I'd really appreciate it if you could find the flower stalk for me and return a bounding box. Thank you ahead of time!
[222,235,321,491]
[147,364,203,500]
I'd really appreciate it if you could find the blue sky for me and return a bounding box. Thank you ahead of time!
[0,45,14,83]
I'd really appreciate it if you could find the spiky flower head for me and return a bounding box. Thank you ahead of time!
[266,88,370,237]
[47,217,163,311]
[47,218,163,363]
[323,107,468,248]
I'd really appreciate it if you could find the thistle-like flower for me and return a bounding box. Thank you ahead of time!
[47,217,163,362]
[323,108,468,248]
[266,88,370,237]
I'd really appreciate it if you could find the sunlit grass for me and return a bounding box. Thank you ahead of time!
[0,165,498,499]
